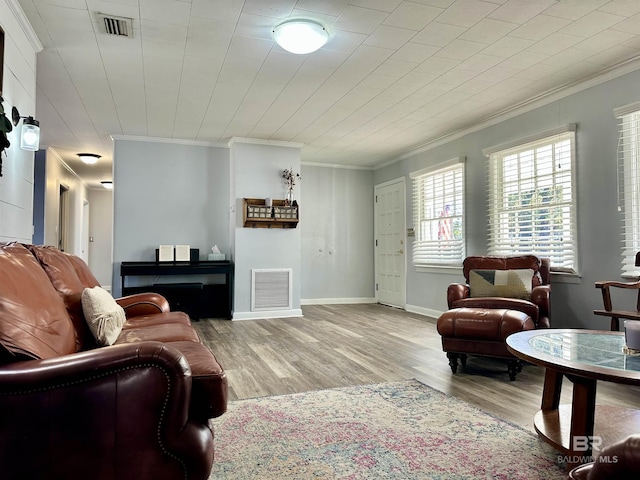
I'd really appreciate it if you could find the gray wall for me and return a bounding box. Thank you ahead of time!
[112,138,310,319]
[300,165,375,302]
[112,139,230,296]
[232,141,302,318]
[374,68,640,329]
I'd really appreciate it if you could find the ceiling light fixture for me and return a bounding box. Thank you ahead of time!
[78,153,101,164]
[101,180,113,190]
[272,19,328,54]
[11,107,40,151]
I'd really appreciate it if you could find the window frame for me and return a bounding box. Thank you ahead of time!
[483,125,579,274]
[410,157,466,268]
[615,102,640,278]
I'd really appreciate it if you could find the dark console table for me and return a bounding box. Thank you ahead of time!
[120,261,233,319]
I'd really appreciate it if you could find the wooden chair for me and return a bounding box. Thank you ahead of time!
[594,280,640,331]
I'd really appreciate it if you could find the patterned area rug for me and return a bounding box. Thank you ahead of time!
[209,379,566,479]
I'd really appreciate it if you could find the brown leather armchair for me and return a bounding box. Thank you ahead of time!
[448,255,551,328]
[437,255,551,380]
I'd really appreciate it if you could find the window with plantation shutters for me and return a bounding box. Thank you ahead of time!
[484,125,578,273]
[410,157,465,266]
[615,102,640,277]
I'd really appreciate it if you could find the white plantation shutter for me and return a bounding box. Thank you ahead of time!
[411,158,465,266]
[485,126,578,273]
[615,104,640,277]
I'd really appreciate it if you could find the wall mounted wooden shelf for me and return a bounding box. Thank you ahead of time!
[243,198,299,228]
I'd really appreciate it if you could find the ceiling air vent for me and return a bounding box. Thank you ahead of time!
[96,13,133,38]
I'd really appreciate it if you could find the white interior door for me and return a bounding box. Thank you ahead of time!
[375,179,406,308]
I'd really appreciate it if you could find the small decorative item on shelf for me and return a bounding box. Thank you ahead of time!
[208,245,225,261]
[282,167,301,205]
[625,320,640,352]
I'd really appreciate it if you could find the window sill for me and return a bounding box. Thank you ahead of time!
[415,265,462,275]
[550,271,581,284]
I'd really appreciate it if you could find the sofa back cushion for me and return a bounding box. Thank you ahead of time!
[0,243,77,361]
[26,245,100,351]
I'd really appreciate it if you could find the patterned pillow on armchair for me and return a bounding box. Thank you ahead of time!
[469,269,536,300]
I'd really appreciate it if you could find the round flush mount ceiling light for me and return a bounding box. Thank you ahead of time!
[273,19,328,54]
[77,153,101,164]
[101,181,113,190]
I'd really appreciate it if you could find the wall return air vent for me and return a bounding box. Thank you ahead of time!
[96,13,134,38]
[251,269,292,312]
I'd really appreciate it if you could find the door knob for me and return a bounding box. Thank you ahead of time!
[397,249,404,254]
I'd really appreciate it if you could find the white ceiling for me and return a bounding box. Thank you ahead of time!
[16,0,640,188]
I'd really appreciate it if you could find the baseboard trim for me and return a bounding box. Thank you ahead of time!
[300,297,376,305]
[405,304,443,319]
[232,309,304,321]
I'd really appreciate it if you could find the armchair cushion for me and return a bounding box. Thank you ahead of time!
[81,287,127,346]
[469,268,536,300]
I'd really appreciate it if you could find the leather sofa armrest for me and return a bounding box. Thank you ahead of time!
[447,283,470,308]
[0,342,213,480]
[116,292,171,317]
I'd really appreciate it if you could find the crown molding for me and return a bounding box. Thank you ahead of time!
[47,147,86,185]
[6,0,43,53]
[301,161,373,171]
[227,137,304,149]
[110,134,227,148]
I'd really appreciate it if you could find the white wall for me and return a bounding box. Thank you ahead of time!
[232,140,302,319]
[374,68,640,329]
[300,165,374,303]
[0,0,40,243]
[88,188,112,288]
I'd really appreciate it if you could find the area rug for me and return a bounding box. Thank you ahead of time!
[209,380,565,479]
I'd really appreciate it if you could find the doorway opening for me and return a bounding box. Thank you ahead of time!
[58,184,69,251]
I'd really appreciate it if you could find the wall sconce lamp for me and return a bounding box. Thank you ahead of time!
[101,180,113,190]
[78,153,101,164]
[11,107,40,151]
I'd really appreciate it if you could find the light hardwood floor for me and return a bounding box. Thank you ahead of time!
[193,303,640,433]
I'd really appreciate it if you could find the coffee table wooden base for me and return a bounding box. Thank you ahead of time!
[534,405,640,463]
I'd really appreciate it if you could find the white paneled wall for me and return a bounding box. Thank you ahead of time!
[0,0,41,242]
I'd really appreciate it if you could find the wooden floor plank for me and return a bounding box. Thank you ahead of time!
[193,304,640,432]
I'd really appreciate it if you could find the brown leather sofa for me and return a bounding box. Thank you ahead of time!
[437,255,551,380]
[0,242,227,480]
[568,434,640,479]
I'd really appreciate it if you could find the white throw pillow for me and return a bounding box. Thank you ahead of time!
[81,287,126,346]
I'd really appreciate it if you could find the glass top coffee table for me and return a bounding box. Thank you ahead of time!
[506,329,640,467]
